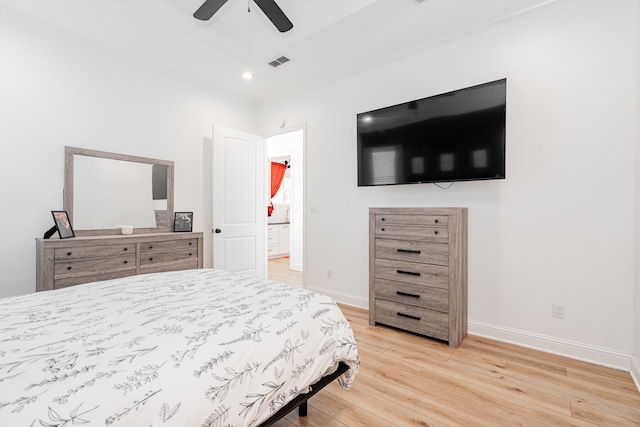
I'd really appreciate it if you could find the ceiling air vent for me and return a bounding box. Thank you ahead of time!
[267,55,291,68]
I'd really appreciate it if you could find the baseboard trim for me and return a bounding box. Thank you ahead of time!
[631,354,640,393]
[469,320,631,371]
[319,294,635,375]
[307,286,368,310]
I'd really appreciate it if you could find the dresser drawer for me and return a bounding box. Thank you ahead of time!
[375,299,449,341]
[54,269,136,289]
[376,214,448,227]
[374,258,448,288]
[375,225,448,242]
[54,244,135,260]
[375,239,448,266]
[54,255,136,277]
[140,238,198,253]
[374,278,448,312]
[141,261,198,274]
[140,248,197,265]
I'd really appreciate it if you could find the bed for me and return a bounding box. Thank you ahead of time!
[0,269,359,426]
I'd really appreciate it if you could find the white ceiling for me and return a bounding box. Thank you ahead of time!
[1,0,560,105]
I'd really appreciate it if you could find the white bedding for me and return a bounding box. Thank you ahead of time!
[0,269,359,426]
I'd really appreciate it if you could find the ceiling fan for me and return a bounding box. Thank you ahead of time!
[194,0,294,33]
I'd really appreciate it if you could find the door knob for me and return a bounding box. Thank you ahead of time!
[214,228,222,234]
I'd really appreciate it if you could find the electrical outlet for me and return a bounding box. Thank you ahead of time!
[552,304,564,319]
[327,269,332,279]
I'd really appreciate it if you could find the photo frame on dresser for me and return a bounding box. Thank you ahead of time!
[173,212,193,232]
[51,210,75,239]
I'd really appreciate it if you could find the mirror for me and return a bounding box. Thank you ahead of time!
[64,146,174,236]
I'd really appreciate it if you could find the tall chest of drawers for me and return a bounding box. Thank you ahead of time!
[369,208,468,348]
[36,232,203,292]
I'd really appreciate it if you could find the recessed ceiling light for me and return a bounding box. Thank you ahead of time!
[242,72,253,80]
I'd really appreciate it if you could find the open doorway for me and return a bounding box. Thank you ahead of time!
[266,127,304,286]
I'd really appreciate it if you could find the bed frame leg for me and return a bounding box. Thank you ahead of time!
[298,401,308,417]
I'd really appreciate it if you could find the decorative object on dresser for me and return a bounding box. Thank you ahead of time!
[173,211,193,232]
[47,210,75,239]
[369,207,468,348]
[36,232,203,291]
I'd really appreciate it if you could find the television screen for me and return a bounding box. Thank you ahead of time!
[357,79,506,186]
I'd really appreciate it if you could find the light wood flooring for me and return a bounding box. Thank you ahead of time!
[273,304,640,427]
[268,257,303,287]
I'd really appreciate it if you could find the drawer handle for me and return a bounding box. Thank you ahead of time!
[397,312,421,321]
[381,228,385,232]
[397,270,420,277]
[124,260,128,264]
[124,247,128,251]
[189,253,193,256]
[67,251,72,256]
[381,217,386,221]
[66,266,72,270]
[434,230,439,235]
[189,242,193,246]
[148,246,153,249]
[435,219,439,224]
[397,291,420,299]
[397,249,420,254]
[149,257,154,261]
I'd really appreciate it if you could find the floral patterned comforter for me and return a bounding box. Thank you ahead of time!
[0,269,359,426]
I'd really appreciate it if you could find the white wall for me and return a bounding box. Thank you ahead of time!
[0,6,256,298]
[258,0,638,369]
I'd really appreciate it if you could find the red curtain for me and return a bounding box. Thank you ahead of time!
[269,162,287,216]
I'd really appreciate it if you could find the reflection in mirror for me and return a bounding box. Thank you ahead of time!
[64,146,174,235]
[74,157,168,229]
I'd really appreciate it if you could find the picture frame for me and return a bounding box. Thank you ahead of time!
[51,210,75,239]
[173,212,193,232]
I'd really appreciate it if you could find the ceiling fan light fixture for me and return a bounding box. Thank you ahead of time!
[194,0,293,32]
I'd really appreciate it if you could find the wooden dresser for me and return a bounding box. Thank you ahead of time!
[369,208,467,348]
[36,232,203,292]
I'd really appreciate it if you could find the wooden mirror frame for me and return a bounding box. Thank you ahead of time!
[64,146,174,236]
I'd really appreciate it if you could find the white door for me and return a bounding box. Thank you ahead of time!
[212,125,266,278]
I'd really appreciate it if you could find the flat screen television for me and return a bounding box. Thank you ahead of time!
[357,79,506,186]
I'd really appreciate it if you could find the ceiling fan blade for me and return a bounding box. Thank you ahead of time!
[253,0,293,33]
[193,0,229,21]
